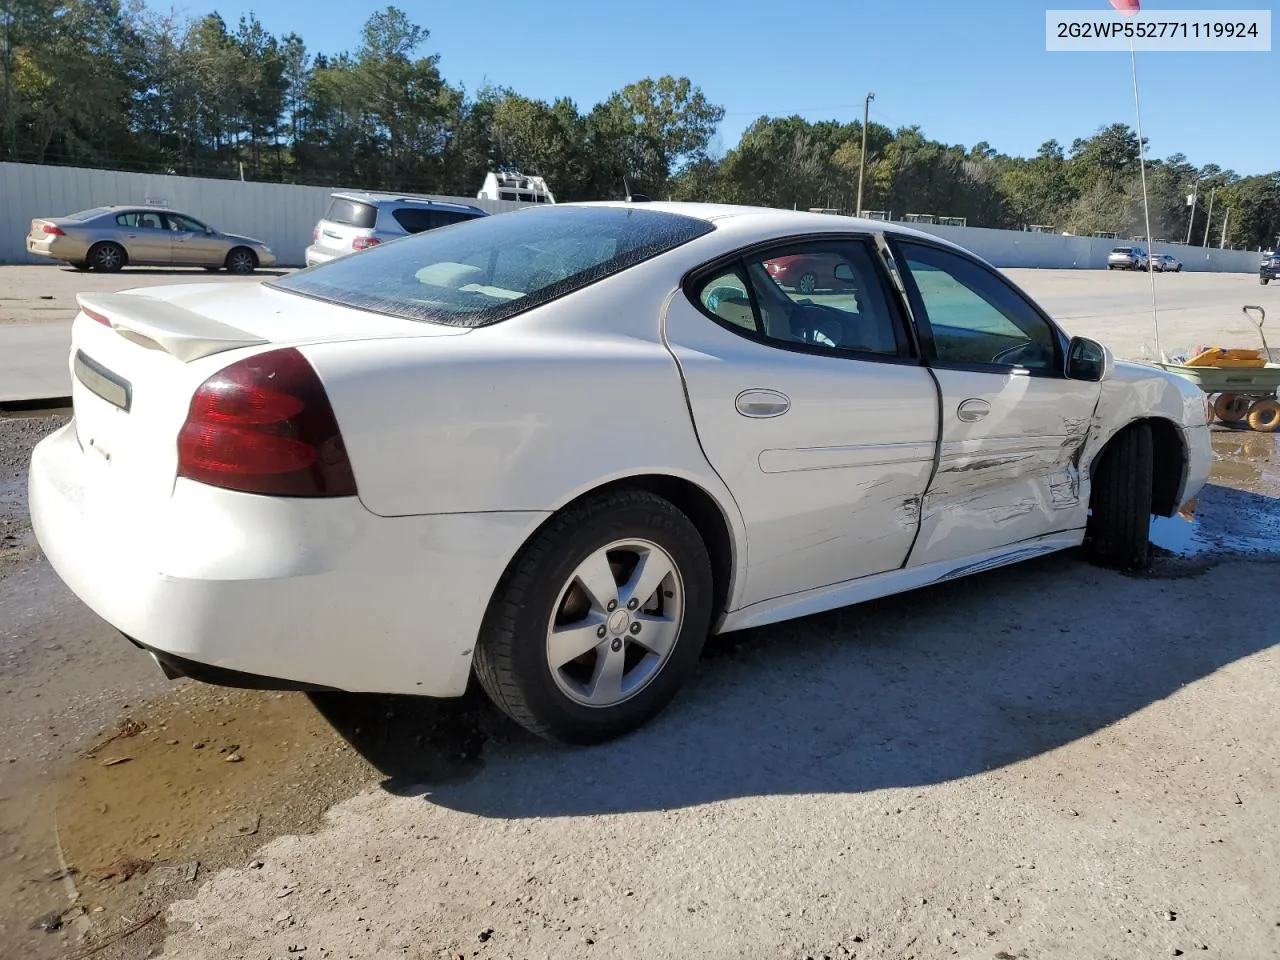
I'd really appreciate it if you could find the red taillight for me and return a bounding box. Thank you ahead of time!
[177,348,358,498]
[42,224,65,236]
[351,236,380,250]
[313,226,320,244]
[83,307,111,325]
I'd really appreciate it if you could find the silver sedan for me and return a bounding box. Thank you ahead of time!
[25,205,276,273]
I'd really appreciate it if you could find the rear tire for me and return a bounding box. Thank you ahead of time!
[473,489,714,744]
[1214,392,1251,424]
[1086,423,1154,570]
[88,242,125,273]
[1246,399,1280,433]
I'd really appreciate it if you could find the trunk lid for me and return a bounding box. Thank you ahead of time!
[67,281,467,508]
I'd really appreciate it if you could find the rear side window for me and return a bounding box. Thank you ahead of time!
[116,211,165,229]
[324,198,377,228]
[390,208,481,234]
[271,206,715,328]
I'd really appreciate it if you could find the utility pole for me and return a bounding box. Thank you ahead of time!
[1202,188,1215,246]
[1184,180,1197,244]
[856,91,874,217]
[1219,206,1229,249]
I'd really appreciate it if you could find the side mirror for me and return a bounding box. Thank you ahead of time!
[1065,336,1113,382]
[833,263,856,283]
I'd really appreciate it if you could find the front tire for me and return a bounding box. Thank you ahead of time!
[797,272,817,295]
[474,489,714,744]
[1085,423,1154,570]
[226,247,257,275]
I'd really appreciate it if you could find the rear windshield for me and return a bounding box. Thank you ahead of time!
[270,206,715,328]
[324,198,377,228]
[391,207,482,234]
[66,207,112,221]
[1111,247,1133,254]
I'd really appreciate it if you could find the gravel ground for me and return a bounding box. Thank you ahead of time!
[0,414,67,577]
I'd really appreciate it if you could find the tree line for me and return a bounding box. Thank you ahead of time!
[3,1,1277,250]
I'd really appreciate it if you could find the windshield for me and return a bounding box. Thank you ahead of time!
[270,206,715,327]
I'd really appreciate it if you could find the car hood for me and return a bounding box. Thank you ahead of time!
[218,232,271,248]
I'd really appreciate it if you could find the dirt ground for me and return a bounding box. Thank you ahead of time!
[1,268,1279,960]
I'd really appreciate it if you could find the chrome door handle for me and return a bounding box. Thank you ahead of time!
[957,398,991,422]
[736,388,791,418]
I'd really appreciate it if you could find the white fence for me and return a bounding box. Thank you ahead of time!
[0,161,1266,274]
[903,221,1262,273]
[0,162,527,267]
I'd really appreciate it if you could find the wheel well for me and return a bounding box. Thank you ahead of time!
[560,475,735,619]
[227,246,258,266]
[1093,418,1185,517]
[90,240,128,265]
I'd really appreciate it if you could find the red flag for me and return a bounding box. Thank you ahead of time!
[1109,0,1140,14]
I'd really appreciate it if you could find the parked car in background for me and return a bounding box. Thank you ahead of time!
[304,192,488,266]
[1260,250,1280,285]
[1107,246,1148,270]
[762,252,859,294]
[28,202,1212,744]
[25,205,275,273]
[1152,254,1183,273]
[477,171,556,204]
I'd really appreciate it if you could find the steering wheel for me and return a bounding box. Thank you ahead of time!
[789,304,846,348]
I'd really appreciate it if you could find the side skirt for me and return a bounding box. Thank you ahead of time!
[716,529,1084,633]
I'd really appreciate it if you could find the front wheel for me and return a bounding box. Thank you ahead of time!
[1262,277,1271,286]
[797,272,817,295]
[1085,422,1154,569]
[225,247,257,275]
[473,489,714,744]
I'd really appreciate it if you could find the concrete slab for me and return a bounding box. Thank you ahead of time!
[0,321,71,403]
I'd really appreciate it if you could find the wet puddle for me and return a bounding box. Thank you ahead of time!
[1149,428,1280,559]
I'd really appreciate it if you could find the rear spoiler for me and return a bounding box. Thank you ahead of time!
[76,292,269,363]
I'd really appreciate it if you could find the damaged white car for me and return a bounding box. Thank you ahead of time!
[29,203,1212,744]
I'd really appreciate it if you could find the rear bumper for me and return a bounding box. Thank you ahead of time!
[26,237,80,261]
[303,245,343,267]
[29,422,547,697]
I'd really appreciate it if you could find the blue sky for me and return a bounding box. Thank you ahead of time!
[183,0,1277,175]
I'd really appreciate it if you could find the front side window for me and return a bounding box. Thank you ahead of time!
[691,239,907,357]
[166,214,206,233]
[895,241,1058,371]
[271,206,715,327]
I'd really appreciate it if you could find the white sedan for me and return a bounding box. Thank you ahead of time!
[29,203,1213,743]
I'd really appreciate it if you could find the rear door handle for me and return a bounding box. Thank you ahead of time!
[957,398,991,422]
[736,389,791,418]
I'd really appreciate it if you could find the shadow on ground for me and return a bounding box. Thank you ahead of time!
[310,482,1280,819]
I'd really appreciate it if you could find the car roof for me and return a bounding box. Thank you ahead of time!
[568,200,980,255]
[328,191,485,214]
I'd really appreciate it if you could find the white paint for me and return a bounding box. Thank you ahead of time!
[26,203,1213,701]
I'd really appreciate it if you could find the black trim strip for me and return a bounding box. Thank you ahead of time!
[123,635,342,692]
[73,349,132,412]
